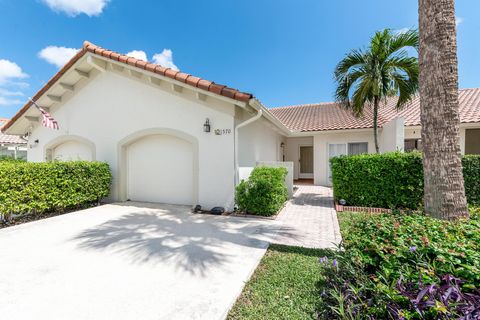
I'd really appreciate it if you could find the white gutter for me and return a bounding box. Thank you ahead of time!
[234,99,263,185]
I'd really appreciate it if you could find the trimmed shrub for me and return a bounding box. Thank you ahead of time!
[0,161,111,219]
[331,152,424,209]
[463,155,480,205]
[331,152,480,209]
[235,166,288,216]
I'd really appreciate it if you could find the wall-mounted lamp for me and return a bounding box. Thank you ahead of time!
[203,118,211,133]
[280,142,285,148]
[29,139,39,149]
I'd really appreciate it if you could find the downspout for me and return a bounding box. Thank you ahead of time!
[234,100,263,186]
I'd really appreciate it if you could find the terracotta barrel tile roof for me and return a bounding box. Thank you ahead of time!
[82,41,253,102]
[0,119,26,144]
[269,88,480,132]
[3,41,253,133]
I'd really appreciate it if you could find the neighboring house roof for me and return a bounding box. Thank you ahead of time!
[0,119,26,144]
[270,88,480,132]
[2,41,253,133]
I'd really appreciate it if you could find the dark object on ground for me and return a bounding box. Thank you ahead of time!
[193,205,202,213]
[210,207,225,215]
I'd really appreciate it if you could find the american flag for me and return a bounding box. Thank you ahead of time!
[29,98,59,130]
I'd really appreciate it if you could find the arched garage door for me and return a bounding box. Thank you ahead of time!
[127,134,194,205]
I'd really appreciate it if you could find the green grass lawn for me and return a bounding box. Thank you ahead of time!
[228,245,332,320]
[228,207,480,319]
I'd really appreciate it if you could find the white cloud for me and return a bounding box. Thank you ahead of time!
[41,0,110,17]
[0,96,23,106]
[0,59,28,107]
[153,49,179,71]
[0,59,28,84]
[38,46,79,68]
[456,16,464,26]
[125,48,179,70]
[394,27,410,34]
[126,50,147,61]
[0,88,23,97]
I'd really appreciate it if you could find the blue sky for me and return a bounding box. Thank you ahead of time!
[0,0,478,119]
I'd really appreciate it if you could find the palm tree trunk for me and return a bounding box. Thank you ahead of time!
[418,0,468,220]
[373,98,379,153]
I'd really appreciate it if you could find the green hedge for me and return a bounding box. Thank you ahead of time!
[331,152,480,209]
[462,155,480,205]
[235,166,288,216]
[0,161,111,219]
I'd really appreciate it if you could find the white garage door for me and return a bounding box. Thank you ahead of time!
[127,134,194,205]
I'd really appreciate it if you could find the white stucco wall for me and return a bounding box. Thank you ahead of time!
[27,69,237,210]
[237,116,285,167]
[52,140,93,161]
[404,125,475,155]
[284,136,313,180]
[313,130,375,186]
[379,117,404,152]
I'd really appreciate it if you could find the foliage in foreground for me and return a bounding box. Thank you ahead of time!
[318,209,480,319]
[228,245,328,320]
[235,166,288,216]
[331,152,480,209]
[0,161,111,219]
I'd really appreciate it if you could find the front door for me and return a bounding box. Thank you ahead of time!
[299,146,314,179]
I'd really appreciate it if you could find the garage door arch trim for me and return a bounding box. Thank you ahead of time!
[117,128,199,205]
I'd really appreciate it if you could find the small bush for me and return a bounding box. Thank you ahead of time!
[317,209,480,319]
[463,155,480,205]
[331,152,480,209]
[0,161,111,219]
[235,166,288,216]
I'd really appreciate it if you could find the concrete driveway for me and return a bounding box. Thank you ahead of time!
[0,202,288,320]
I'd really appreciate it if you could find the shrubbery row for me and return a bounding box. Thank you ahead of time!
[0,161,111,219]
[235,166,288,216]
[331,152,480,209]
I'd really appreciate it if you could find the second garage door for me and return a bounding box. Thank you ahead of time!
[127,134,194,205]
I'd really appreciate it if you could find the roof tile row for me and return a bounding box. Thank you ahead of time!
[269,88,480,132]
[83,41,253,102]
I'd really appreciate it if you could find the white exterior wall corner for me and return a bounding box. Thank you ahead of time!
[27,70,236,210]
[237,115,286,167]
[380,117,405,152]
[313,130,376,186]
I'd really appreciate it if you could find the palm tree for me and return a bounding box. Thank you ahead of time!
[418,0,468,220]
[334,29,419,153]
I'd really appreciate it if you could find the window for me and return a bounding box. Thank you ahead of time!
[404,139,422,152]
[348,142,368,155]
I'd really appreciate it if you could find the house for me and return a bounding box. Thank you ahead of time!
[270,90,480,185]
[0,118,27,159]
[2,41,480,210]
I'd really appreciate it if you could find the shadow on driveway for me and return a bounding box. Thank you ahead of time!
[71,203,295,276]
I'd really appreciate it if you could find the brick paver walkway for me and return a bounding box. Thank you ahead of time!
[273,185,342,249]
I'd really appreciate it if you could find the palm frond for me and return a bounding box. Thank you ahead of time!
[389,29,419,54]
[334,49,367,81]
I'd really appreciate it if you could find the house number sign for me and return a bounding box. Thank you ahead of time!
[215,128,232,135]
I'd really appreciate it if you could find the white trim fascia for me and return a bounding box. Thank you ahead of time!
[90,53,248,108]
[287,127,376,137]
[405,123,480,130]
[250,98,291,136]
